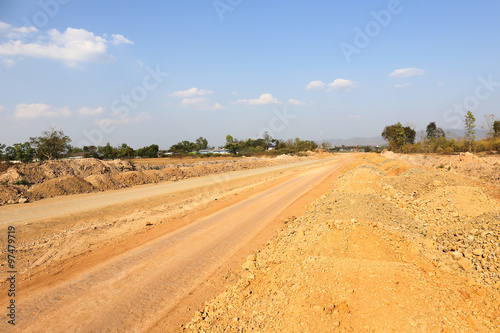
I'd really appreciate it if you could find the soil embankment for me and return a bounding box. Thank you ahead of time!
[186,154,500,332]
[0,155,313,205]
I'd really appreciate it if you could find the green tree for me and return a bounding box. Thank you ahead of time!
[0,143,5,161]
[382,122,407,152]
[83,145,99,158]
[137,144,159,158]
[169,141,196,153]
[426,122,438,139]
[195,137,208,151]
[30,127,71,160]
[225,134,236,154]
[263,131,273,150]
[98,143,118,159]
[493,120,500,138]
[426,122,444,139]
[5,142,36,163]
[118,143,135,158]
[464,110,476,152]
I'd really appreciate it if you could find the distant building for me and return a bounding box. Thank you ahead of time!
[198,149,230,154]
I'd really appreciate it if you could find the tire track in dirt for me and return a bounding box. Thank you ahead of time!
[1,156,353,332]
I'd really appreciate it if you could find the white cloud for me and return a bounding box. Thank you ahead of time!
[389,67,425,78]
[180,97,227,110]
[328,79,356,91]
[394,83,411,88]
[79,106,105,115]
[210,103,227,111]
[0,105,4,113]
[169,87,214,98]
[348,114,361,119]
[288,99,307,106]
[94,111,151,126]
[235,93,281,106]
[437,81,445,86]
[0,22,132,67]
[111,34,133,45]
[14,103,71,119]
[0,21,39,39]
[306,80,325,90]
[181,97,207,106]
[0,22,10,31]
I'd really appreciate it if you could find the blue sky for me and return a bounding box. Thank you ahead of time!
[1,0,499,149]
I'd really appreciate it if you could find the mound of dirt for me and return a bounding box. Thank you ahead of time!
[0,155,314,206]
[29,176,96,199]
[390,153,500,187]
[185,154,500,332]
[0,186,27,205]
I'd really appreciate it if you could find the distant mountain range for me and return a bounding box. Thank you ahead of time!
[325,129,490,147]
[325,136,386,147]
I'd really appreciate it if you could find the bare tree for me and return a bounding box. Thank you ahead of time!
[483,114,496,139]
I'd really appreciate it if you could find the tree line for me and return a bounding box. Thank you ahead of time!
[382,111,500,153]
[0,128,319,163]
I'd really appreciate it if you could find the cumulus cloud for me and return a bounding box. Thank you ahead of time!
[328,79,356,91]
[0,22,133,67]
[169,87,214,98]
[111,34,133,45]
[79,106,105,115]
[389,67,425,78]
[180,97,227,110]
[394,83,411,88]
[288,99,307,106]
[306,80,326,90]
[235,93,281,106]
[14,103,71,119]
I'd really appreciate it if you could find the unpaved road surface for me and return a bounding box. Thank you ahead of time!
[0,155,352,332]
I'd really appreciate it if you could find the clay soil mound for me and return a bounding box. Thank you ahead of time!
[0,155,314,206]
[29,176,96,199]
[0,186,26,205]
[186,154,500,332]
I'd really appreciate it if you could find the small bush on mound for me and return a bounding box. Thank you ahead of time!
[13,179,29,185]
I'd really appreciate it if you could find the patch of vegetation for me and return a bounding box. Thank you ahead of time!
[13,179,29,185]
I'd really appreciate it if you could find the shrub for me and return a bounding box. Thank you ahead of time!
[13,179,29,185]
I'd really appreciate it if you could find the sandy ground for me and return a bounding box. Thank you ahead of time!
[0,155,350,332]
[2,152,499,332]
[186,154,500,332]
[0,155,314,205]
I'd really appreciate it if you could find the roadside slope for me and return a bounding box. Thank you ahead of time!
[186,154,500,332]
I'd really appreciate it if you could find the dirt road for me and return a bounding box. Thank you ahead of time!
[1,155,353,332]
